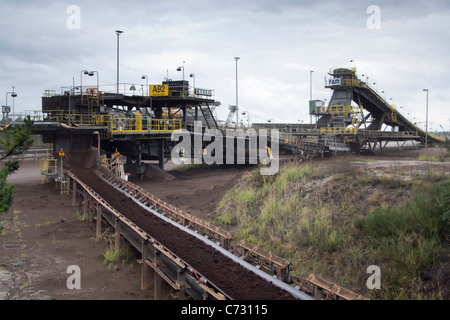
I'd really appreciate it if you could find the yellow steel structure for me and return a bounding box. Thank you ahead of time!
[39,158,58,183]
[101,157,113,171]
[43,110,182,135]
[315,105,363,117]
[319,127,358,134]
[386,105,398,122]
[96,114,182,134]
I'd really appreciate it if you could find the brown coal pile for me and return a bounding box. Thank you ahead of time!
[71,167,298,300]
[67,147,99,169]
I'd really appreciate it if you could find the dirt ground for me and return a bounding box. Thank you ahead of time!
[0,161,153,300]
[140,165,249,220]
[0,146,448,300]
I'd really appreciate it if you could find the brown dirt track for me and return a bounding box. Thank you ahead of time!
[1,162,149,300]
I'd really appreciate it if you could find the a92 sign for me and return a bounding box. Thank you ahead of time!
[149,84,169,96]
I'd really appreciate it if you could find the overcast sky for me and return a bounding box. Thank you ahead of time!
[1,0,449,130]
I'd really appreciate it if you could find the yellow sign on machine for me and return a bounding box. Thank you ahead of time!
[149,84,169,96]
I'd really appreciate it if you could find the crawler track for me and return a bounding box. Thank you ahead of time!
[71,167,302,300]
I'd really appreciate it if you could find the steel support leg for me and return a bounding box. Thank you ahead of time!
[141,241,150,291]
[96,204,102,240]
[83,190,88,216]
[154,251,162,300]
[72,179,77,206]
[114,218,120,252]
[177,269,186,300]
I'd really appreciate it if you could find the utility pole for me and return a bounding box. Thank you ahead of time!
[116,30,124,95]
[235,57,240,128]
[423,89,429,156]
[310,70,314,124]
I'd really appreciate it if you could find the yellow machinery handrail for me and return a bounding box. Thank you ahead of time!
[315,105,362,117]
[42,110,182,135]
[96,114,182,134]
[39,158,58,183]
[319,127,357,135]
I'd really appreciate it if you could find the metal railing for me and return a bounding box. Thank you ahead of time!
[96,114,182,134]
[319,127,358,134]
[39,158,58,183]
[39,110,182,135]
[45,84,215,100]
[315,105,363,116]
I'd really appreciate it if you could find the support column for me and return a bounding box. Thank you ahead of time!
[314,286,325,300]
[96,204,102,240]
[72,180,77,206]
[65,175,70,195]
[159,140,165,170]
[141,241,150,291]
[222,238,231,251]
[177,269,186,300]
[114,218,121,252]
[83,190,88,216]
[153,251,162,300]
[182,105,187,129]
[280,265,290,283]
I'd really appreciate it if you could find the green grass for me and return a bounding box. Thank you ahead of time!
[416,155,441,162]
[354,178,449,299]
[103,240,135,271]
[214,160,450,299]
[74,209,94,222]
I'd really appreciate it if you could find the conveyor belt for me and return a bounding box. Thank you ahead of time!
[67,167,314,300]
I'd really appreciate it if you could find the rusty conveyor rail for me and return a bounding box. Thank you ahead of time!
[95,167,295,281]
[93,167,366,300]
[66,168,315,300]
[65,169,233,300]
[65,167,366,300]
[96,167,233,249]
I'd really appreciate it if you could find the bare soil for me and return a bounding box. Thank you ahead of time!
[0,161,151,300]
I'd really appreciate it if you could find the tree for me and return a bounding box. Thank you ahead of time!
[0,116,34,213]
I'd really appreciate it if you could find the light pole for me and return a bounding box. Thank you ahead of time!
[80,69,89,103]
[115,30,124,95]
[11,86,16,120]
[242,111,250,127]
[310,70,314,124]
[142,75,148,96]
[177,61,185,97]
[5,91,17,121]
[190,73,195,95]
[423,89,429,156]
[234,57,240,128]
[88,71,99,93]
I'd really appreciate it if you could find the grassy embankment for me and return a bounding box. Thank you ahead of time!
[214,158,450,299]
